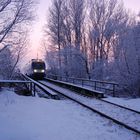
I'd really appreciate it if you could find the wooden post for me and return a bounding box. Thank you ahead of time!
[33,84,36,96]
[94,82,97,90]
[82,80,84,87]
[30,82,32,96]
[113,84,115,97]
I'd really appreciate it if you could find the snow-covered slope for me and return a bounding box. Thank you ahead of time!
[103,97,140,112]
[0,88,139,140]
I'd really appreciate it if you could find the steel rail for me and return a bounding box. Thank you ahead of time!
[40,80,140,135]
[100,99,140,114]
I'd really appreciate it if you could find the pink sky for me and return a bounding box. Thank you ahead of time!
[124,0,140,13]
[30,0,140,59]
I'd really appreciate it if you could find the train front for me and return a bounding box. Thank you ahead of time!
[31,59,46,79]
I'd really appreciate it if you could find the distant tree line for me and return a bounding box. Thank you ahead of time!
[44,0,140,96]
[0,0,36,79]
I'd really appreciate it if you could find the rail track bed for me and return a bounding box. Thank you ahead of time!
[39,80,140,135]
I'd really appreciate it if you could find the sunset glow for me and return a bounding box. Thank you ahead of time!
[30,0,140,59]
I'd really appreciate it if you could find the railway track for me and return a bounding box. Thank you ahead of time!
[38,80,140,135]
[21,75,140,135]
[100,98,140,114]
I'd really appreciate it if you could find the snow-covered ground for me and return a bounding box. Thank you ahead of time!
[0,88,140,140]
[103,97,140,112]
[40,81,140,131]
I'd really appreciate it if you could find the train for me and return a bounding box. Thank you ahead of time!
[29,59,46,79]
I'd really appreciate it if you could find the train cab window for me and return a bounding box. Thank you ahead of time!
[32,62,45,69]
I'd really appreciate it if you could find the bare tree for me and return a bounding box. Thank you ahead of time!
[10,31,29,79]
[88,0,129,79]
[0,0,36,79]
[114,20,140,96]
[68,0,85,50]
[45,0,65,74]
[45,0,87,77]
[0,47,13,79]
[0,0,35,52]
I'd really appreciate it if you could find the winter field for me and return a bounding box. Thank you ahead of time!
[0,88,140,140]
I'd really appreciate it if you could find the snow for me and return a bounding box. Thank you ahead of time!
[40,81,140,132]
[0,88,140,140]
[103,97,140,112]
[0,80,31,83]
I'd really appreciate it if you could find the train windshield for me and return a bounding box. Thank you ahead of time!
[32,62,45,69]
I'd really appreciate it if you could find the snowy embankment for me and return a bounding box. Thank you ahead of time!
[103,97,140,112]
[0,88,139,140]
[41,81,140,131]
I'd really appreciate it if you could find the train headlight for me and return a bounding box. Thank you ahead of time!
[34,69,37,73]
[41,69,45,73]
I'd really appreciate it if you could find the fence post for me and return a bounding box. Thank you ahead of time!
[94,81,96,90]
[82,80,84,87]
[33,84,36,96]
[113,84,115,97]
[30,82,32,96]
